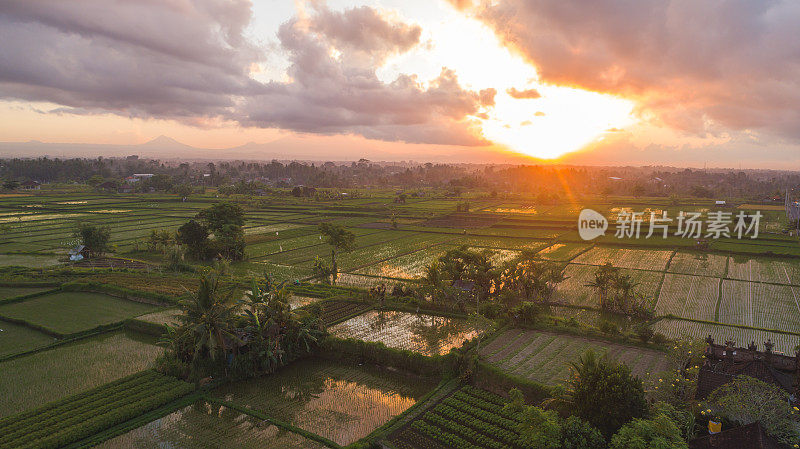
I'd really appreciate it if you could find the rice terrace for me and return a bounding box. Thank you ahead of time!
[0,169,799,449]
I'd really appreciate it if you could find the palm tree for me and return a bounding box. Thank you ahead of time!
[177,274,239,362]
[318,223,356,284]
[586,263,617,310]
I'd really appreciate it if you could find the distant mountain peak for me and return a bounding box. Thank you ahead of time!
[140,135,189,148]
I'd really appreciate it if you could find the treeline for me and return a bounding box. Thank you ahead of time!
[2,156,799,200]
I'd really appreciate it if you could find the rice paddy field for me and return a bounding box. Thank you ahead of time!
[478,329,672,384]
[0,286,51,300]
[210,358,437,446]
[0,291,158,336]
[0,320,56,357]
[571,247,673,271]
[95,401,331,449]
[133,308,180,326]
[329,310,487,356]
[0,331,161,417]
[651,318,798,355]
[2,191,800,447]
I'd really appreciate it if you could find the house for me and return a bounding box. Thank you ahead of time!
[695,336,799,401]
[20,180,40,190]
[69,244,90,261]
[118,185,134,194]
[715,200,728,207]
[689,422,788,449]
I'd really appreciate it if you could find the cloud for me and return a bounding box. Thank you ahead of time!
[0,1,491,147]
[506,87,541,99]
[0,0,261,120]
[307,5,421,67]
[242,5,492,145]
[468,0,800,141]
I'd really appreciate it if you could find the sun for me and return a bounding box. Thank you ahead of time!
[375,5,638,160]
[480,86,637,160]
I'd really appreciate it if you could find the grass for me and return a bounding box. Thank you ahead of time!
[0,320,56,357]
[210,358,437,446]
[0,331,161,418]
[0,291,158,335]
[329,311,486,356]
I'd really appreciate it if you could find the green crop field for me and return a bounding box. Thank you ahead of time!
[0,370,193,449]
[535,243,591,261]
[355,245,453,279]
[210,358,437,446]
[388,385,525,449]
[479,329,671,384]
[0,291,158,336]
[718,280,800,331]
[133,308,181,326]
[727,257,800,285]
[2,188,800,447]
[572,247,674,271]
[666,251,728,277]
[654,273,720,321]
[0,331,161,417]
[329,311,487,356]
[552,264,662,309]
[0,320,56,357]
[0,286,51,300]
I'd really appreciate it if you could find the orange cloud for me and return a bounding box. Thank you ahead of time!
[506,87,541,99]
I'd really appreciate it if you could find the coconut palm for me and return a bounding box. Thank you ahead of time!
[177,274,239,362]
[318,222,356,284]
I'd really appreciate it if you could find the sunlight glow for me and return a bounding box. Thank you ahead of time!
[481,86,636,159]
[374,2,638,159]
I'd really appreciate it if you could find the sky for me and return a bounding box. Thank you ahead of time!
[0,0,799,167]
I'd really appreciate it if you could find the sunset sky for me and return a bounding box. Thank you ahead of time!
[1,0,799,167]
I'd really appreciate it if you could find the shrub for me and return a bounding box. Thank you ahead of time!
[609,414,687,449]
[703,376,799,445]
[569,351,648,439]
[599,320,619,335]
[512,301,544,325]
[652,332,670,346]
[634,323,654,342]
[478,301,503,319]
